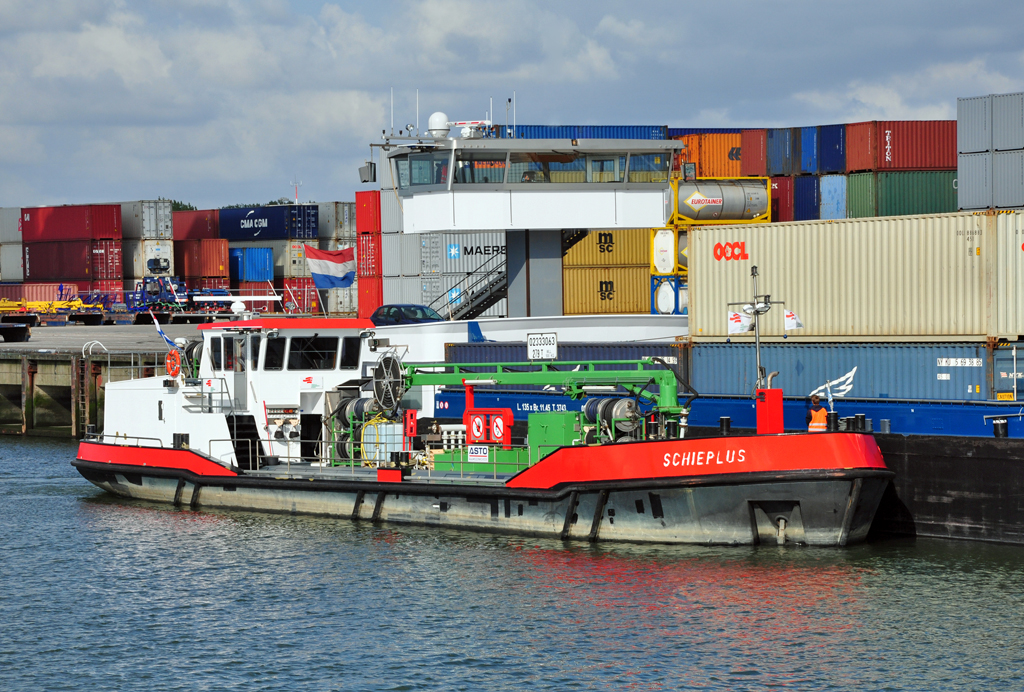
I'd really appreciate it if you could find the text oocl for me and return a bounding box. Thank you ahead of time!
[713,241,750,261]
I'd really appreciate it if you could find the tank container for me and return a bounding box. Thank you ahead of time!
[0,243,23,281]
[691,342,989,401]
[958,96,992,154]
[958,153,992,210]
[770,177,794,222]
[993,92,1024,151]
[793,176,820,221]
[688,213,988,338]
[20,204,121,242]
[172,209,219,240]
[650,275,687,315]
[819,175,847,220]
[565,229,650,267]
[799,127,819,174]
[675,179,769,223]
[122,239,174,278]
[120,201,172,240]
[0,207,20,243]
[993,151,1024,208]
[563,266,650,315]
[818,125,846,173]
[740,130,767,177]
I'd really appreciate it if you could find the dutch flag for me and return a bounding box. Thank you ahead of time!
[304,244,356,289]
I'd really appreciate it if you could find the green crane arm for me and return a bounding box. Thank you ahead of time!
[403,359,692,411]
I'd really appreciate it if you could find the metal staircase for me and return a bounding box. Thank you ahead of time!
[426,229,590,321]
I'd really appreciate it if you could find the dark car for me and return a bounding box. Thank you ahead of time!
[370,304,446,326]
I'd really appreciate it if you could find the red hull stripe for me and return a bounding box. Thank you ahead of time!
[77,441,238,477]
[197,317,374,331]
[506,433,886,490]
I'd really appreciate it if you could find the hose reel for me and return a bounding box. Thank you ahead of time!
[372,352,405,413]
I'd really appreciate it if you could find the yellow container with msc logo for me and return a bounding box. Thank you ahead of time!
[563,229,651,267]
[563,266,651,315]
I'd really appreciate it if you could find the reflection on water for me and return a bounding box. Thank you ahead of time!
[2,437,1024,690]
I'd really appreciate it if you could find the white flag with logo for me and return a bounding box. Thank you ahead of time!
[727,311,752,334]
[784,310,804,330]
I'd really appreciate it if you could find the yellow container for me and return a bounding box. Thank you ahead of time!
[563,266,651,315]
[564,229,651,267]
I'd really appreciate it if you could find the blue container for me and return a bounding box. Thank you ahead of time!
[667,128,743,137]
[228,248,243,281]
[799,126,819,174]
[219,205,319,241]
[767,128,795,176]
[503,125,667,140]
[240,247,274,282]
[819,175,847,219]
[690,342,989,401]
[818,124,846,173]
[793,176,820,220]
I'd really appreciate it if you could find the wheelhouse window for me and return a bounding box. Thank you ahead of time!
[264,337,286,371]
[223,336,236,371]
[627,153,670,183]
[209,337,223,370]
[509,152,587,183]
[287,337,339,370]
[588,155,625,182]
[339,336,361,369]
[395,152,450,189]
[250,336,261,369]
[454,152,507,184]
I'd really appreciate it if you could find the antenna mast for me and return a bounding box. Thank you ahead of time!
[290,175,302,204]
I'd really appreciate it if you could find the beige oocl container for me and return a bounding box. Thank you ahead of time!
[564,229,651,267]
[563,266,650,314]
[690,212,993,338]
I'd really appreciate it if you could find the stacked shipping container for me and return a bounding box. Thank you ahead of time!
[563,229,651,315]
[959,92,1024,210]
[0,207,21,282]
[319,201,358,315]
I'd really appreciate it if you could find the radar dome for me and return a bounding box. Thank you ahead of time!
[427,112,450,139]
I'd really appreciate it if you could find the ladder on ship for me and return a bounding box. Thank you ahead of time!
[428,230,590,321]
[76,357,89,439]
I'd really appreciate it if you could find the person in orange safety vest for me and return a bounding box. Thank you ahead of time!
[806,394,828,432]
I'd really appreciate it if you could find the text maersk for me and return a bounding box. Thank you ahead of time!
[663,449,746,467]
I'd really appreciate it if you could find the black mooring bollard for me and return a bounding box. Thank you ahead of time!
[855,414,867,432]
[827,412,839,432]
[719,417,731,435]
[994,419,1008,438]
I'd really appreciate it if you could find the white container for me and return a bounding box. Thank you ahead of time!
[122,239,174,278]
[318,201,356,239]
[382,234,401,277]
[993,92,1024,152]
[959,153,992,210]
[381,191,403,233]
[400,234,421,275]
[0,207,20,244]
[651,229,675,274]
[120,201,173,240]
[0,243,23,282]
[958,95,992,155]
[441,231,506,274]
[994,150,1024,208]
[382,276,423,304]
[229,240,313,278]
[689,213,989,338]
[326,285,358,315]
[420,232,443,274]
[993,211,1024,337]
[318,236,356,252]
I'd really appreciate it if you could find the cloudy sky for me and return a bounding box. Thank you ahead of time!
[1,0,1021,209]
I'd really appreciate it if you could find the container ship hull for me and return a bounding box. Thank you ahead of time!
[74,434,891,547]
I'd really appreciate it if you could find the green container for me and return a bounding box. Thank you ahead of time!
[846,173,877,218]
[846,171,958,218]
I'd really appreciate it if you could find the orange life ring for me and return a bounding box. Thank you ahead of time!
[165,350,181,378]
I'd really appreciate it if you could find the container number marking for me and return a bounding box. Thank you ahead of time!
[936,358,982,367]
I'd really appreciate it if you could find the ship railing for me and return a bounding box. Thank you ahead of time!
[96,434,165,448]
[90,350,172,382]
[180,377,236,414]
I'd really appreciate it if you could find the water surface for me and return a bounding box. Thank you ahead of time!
[2,437,1023,690]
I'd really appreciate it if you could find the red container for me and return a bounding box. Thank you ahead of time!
[175,239,229,278]
[770,177,794,222]
[846,121,956,172]
[237,281,278,312]
[172,209,219,240]
[358,234,382,277]
[23,240,122,281]
[194,277,229,291]
[86,280,124,303]
[281,277,320,314]
[20,204,121,242]
[0,283,78,302]
[356,190,381,235]
[358,275,382,319]
[740,129,767,177]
